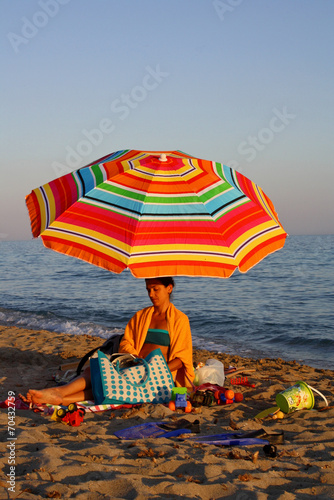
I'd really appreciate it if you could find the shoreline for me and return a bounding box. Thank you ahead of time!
[1,325,334,499]
[0,318,330,371]
[0,324,331,388]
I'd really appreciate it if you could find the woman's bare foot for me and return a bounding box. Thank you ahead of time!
[19,388,63,406]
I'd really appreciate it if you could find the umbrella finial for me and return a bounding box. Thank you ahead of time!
[159,153,167,162]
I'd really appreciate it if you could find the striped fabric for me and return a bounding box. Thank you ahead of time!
[45,401,132,412]
[25,149,287,278]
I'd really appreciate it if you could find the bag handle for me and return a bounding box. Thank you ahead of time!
[308,385,329,407]
[114,357,150,388]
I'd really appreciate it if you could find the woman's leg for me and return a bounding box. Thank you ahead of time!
[19,367,93,406]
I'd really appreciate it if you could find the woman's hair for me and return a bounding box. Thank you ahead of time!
[145,277,175,289]
[157,277,175,288]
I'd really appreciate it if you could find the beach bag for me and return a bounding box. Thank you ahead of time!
[76,333,124,376]
[90,348,174,405]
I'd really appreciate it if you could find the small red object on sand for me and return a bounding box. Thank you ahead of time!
[230,376,255,388]
[53,403,86,426]
[234,392,244,402]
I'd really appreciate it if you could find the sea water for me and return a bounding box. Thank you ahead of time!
[0,235,333,370]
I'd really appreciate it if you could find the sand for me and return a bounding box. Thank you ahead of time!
[0,324,333,499]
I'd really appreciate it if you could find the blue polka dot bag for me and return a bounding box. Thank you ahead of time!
[90,348,175,405]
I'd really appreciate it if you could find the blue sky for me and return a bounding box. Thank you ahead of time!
[1,0,333,240]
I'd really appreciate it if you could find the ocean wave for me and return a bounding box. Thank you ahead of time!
[259,331,334,349]
[0,308,122,340]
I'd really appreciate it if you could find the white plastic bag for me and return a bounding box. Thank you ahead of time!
[195,359,225,386]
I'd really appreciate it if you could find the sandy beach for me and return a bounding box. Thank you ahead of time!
[0,324,333,499]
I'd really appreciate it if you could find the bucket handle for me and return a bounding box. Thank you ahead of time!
[308,385,329,407]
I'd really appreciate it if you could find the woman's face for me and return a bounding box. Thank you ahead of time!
[145,279,173,307]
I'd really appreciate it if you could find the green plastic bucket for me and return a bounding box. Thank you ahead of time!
[276,381,315,414]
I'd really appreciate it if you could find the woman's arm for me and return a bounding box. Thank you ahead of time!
[119,315,139,355]
[119,307,153,356]
[167,357,183,373]
[168,305,195,387]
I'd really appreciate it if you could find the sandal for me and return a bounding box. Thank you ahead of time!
[53,369,77,385]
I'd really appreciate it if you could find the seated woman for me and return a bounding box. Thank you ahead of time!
[20,277,194,406]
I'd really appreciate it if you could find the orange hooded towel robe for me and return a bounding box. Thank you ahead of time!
[119,303,195,388]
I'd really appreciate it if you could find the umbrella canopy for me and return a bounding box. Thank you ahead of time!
[25,149,287,278]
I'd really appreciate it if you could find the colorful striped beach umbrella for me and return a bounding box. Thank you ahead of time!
[25,149,287,278]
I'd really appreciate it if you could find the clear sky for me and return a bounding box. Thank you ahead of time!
[1,0,333,240]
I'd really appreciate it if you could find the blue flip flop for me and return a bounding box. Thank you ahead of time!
[114,421,192,440]
[189,435,269,446]
[188,428,284,446]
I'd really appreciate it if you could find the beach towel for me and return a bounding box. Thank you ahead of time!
[47,400,133,413]
[0,398,30,409]
[0,398,133,414]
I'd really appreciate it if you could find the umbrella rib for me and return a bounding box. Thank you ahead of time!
[76,169,86,196]
[235,225,281,255]
[210,194,247,217]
